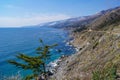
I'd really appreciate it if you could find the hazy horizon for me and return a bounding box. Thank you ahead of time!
[0,0,120,27]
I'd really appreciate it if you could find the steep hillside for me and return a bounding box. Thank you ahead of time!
[88,7,120,30]
[51,7,120,80]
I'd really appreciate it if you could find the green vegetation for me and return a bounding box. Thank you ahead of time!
[92,61,117,80]
[92,41,99,49]
[92,66,117,80]
[118,41,120,48]
[8,39,58,80]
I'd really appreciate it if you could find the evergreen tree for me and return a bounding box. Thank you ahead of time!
[8,39,57,80]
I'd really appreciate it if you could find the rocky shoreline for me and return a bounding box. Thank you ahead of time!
[48,55,69,73]
[49,34,79,79]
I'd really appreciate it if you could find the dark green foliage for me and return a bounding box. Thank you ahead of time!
[8,39,58,80]
[24,74,36,80]
[93,41,99,49]
[92,65,117,80]
[8,54,42,80]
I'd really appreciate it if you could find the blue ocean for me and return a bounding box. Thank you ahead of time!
[0,27,75,78]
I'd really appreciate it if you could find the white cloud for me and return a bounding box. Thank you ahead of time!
[0,14,71,27]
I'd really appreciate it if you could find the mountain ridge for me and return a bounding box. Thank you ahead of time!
[35,6,120,30]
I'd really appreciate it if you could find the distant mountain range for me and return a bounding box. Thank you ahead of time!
[27,6,118,30]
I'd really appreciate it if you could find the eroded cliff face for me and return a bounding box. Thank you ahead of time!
[52,23,120,80]
[51,7,120,80]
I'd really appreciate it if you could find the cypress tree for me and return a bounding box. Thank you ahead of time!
[8,39,58,80]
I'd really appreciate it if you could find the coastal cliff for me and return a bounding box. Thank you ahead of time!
[51,7,120,80]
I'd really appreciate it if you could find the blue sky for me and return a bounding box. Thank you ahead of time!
[0,0,120,27]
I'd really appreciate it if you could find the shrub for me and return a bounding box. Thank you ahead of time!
[92,65,117,80]
[93,41,99,49]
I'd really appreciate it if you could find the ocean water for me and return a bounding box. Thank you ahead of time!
[0,27,75,78]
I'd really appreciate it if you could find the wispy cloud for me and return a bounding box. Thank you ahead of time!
[0,14,71,27]
[3,4,21,9]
